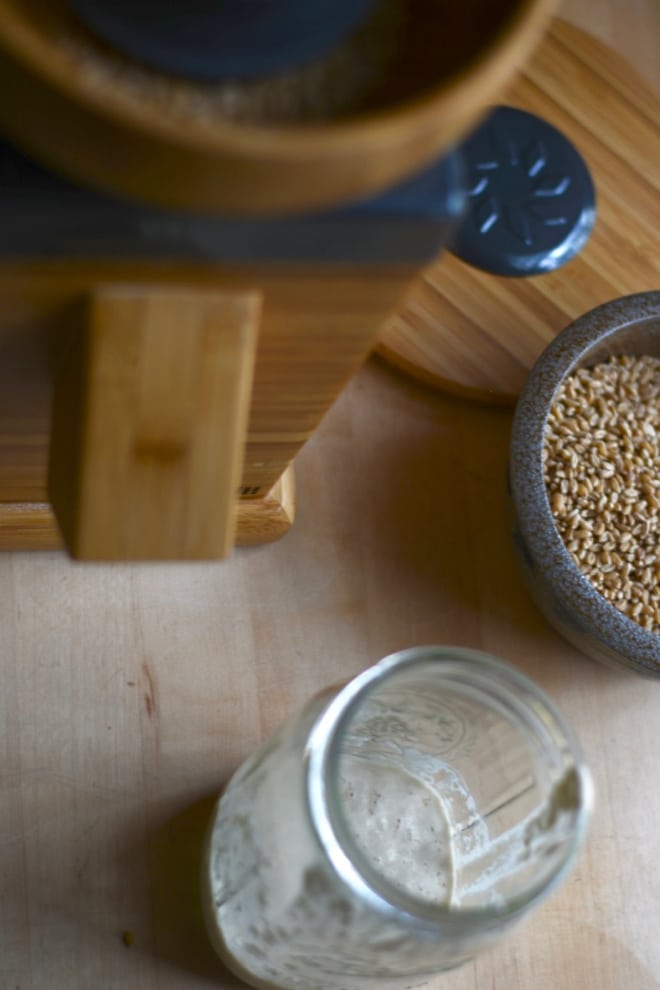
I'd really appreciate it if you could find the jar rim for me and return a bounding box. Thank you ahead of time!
[305,645,593,932]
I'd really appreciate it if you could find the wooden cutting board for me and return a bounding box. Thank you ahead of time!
[377,19,660,403]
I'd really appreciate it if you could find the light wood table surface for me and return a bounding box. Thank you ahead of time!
[1,3,658,989]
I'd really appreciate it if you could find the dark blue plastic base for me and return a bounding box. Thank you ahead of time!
[0,137,464,265]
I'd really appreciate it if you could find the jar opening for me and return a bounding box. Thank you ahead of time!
[306,647,592,930]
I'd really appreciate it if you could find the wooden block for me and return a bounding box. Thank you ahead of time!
[0,261,417,505]
[0,261,417,556]
[48,285,260,560]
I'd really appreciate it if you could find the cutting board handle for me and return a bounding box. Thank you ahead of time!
[48,284,260,560]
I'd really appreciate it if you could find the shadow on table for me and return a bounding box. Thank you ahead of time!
[335,362,629,690]
[148,792,248,988]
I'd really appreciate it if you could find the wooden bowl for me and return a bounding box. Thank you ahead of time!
[0,0,556,214]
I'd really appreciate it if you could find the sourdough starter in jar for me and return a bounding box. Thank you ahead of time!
[203,740,462,990]
[202,650,591,990]
[339,753,455,904]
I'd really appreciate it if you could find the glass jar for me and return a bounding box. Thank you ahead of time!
[202,647,593,990]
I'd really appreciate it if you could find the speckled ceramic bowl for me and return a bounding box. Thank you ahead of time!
[509,292,660,677]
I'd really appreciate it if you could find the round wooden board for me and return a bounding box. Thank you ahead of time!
[376,19,660,404]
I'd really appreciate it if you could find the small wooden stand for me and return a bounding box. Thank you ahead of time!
[0,260,410,559]
[0,277,301,559]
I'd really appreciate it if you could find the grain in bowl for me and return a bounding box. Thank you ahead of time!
[543,354,660,633]
[509,292,660,675]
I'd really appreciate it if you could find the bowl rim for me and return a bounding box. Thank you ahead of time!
[510,291,660,674]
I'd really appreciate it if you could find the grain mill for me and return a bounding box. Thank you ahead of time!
[0,0,554,560]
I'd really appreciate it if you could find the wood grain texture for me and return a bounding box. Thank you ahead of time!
[0,0,557,215]
[0,261,416,552]
[0,468,295,551]
[377,18,660,402]
[48,286,260,560]
[235,467,296,547]
[2,358,660,990]
[0,502,62,550]
[0,4,659,990]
